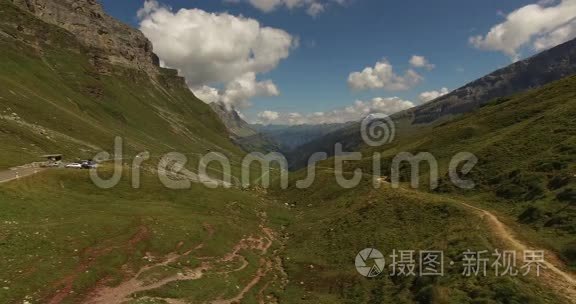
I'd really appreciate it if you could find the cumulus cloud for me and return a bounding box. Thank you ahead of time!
[195,73,280,108]
[418,87,450,103]
[469,0,576,60]
[229,0,346,17]
[409,55,435,70]
[348,60,423,91]
[138,0,296,108]
[256,97,415,125]
[258,110,280,123]
[194,85,221,104]
[533,18,576,50]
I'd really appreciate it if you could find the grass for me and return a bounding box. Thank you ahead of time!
[268,171,564,303]
[0,169,270,303]
[314,75,576,268]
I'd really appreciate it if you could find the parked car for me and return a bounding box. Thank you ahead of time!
[65,163,83,169]
[81,161,97,169]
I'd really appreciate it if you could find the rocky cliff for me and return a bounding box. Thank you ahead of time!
[11,0,160,75]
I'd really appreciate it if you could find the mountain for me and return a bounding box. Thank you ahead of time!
[409,37,576,124]
[0,0,249,171]
[209,102,281,153]
[0,1,281,303]
[288,37,576,169]
[252,122,348,152]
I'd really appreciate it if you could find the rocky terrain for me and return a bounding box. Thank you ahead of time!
[10,0,160,75]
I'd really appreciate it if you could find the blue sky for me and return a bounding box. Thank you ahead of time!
[99,0,576,124]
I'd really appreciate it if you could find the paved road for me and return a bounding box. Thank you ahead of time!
[0,166,45,184]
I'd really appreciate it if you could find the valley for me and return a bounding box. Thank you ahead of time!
[0,0,574,303]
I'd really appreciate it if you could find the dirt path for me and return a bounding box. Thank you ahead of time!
[85,214,277,304]
[0,166,44,184]
[48,226,150,304]
[210,222,276,304]
[459,202,576,303]
[318,168,576,302]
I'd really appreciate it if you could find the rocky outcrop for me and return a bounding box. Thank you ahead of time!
[11,0,160,74]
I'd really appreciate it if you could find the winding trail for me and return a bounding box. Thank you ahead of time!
[320,168,576,302]
[459,202,576,303]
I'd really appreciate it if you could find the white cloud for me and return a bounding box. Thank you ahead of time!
[138,0,296,108]
[258,110,280,123]
[248,0,282,12]
[256,97,415,125]
[306,2,325,16]
[194,85,221,104]
[533,18,576,50]
[221,73,280,108]
[418,87,450,103]
[470,0,576,60]
[348,60,423,91]
[409,55,435,70]
[231,0,347,16]
[193,73,279,108]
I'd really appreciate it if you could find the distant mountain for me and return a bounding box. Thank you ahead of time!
[409,37,576,124]
[252,123,348,152]
[209,103,280,153]
[288,37,576,169]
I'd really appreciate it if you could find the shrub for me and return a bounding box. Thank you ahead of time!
[518,206,544,224]
[547,174,572,190]
[556,188,576,203]
[562,241,576,267]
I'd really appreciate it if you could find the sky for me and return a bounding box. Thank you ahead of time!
[100,0,576,125]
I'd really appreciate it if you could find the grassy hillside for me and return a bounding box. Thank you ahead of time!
[269,171,564,303]
[1,1,574,303]
[261,75,576,304]
[0,0,245,173]
[334,75,576,268]
[0,169,290,303]
[0,2,284,303]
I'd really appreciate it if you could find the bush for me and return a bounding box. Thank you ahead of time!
[562,241,576,267]
[494,171,546,201]
[548,174,572,190]
[544,215,569,227]
[518,206,544,224]
[534,160,567,172]
[556,188,576,203]
[496,184,526,200]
